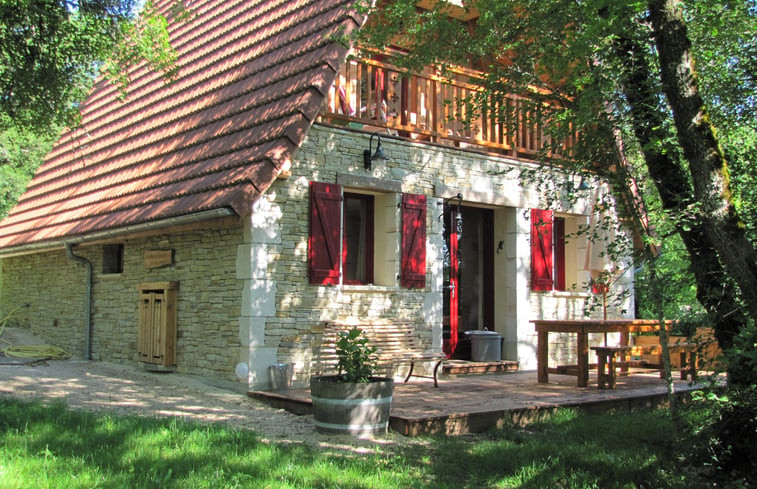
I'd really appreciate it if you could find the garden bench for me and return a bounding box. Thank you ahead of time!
[315,321,445,387]
[591,343,698,389]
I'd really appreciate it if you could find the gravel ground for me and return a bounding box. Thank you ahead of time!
[0,327,424,454]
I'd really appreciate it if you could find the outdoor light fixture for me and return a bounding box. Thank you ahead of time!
[577,175,590,191]
[565,175,590,194]
[443,193,463,205]
[363,133,388,171]
[438,193,464,221]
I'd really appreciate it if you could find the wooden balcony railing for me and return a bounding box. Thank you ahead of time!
[320,57,578,159]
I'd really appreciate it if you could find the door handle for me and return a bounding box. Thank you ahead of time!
[448,283,456,298]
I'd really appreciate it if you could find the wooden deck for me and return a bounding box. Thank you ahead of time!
[250,368,708,437]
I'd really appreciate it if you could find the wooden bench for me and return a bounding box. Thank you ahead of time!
[591,343,698,389]
[315,322,446,387]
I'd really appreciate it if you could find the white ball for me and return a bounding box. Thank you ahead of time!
[234,362,249,378]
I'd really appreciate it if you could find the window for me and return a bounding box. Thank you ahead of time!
[554,217,566,291]
[342,193,374,284]
[103,244,124,274]
[309,181,426,288]
[531,210,572,292]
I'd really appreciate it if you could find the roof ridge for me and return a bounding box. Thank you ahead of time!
[80,0,342,121]
[81,0,283,111]
[41,3,354,171]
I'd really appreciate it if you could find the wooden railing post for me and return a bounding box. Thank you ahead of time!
[322,57,578,159]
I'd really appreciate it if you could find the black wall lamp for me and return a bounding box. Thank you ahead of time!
[437,193,463,220]
[577,175,590,191]
[444,193,463,206]
[566,175,590,194]
[363,133,388,171]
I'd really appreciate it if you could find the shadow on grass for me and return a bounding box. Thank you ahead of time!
[0,398,380,489]
[1,398,697,489]
[407,408,694,489]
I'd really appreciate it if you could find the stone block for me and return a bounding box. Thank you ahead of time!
[241,279,277,317]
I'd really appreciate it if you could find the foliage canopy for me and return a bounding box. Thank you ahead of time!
[0,0,178,133]
[0,0,180,219]
[357,0,757,365]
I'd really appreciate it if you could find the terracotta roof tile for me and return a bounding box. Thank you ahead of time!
[0,0,361,250]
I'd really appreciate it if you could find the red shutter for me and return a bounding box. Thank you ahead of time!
[531,208,554,291]
[309,181,341,285]
[401,193,427,288]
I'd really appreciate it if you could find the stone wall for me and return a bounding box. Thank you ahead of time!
[1,123,634,389]
[245,123,632,386]
[0,249,88,358]
[0,222,244,380]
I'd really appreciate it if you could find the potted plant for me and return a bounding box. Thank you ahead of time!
[310,327,394,435]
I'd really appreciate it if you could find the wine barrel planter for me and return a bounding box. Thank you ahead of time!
[310,375,394,435]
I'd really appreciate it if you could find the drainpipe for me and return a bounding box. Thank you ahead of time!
[65,243,93,360]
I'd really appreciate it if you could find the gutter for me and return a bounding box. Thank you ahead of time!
[0,208,237,258]
[65,243,93,360]
[3,208,237,360]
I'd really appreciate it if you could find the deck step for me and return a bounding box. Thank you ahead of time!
[249,369,706,436]
[442,360,519,376]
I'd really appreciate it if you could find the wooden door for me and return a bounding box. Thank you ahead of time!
[443,206,495,358]
[443,205,461,357]
[138,290,165,365]
[137,282,178,367]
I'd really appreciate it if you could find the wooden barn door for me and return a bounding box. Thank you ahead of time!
[137,282,178,368]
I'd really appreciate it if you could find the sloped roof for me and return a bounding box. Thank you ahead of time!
[0,0,361,251]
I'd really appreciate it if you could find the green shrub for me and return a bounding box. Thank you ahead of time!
[682,385,757,487]
[335,327,377,383]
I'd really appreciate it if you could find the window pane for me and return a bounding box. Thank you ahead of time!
[343,194,374,284]
[553,217,566,291]
[103,244,124,274]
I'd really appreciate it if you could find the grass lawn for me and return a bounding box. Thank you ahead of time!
[0,397,694,489]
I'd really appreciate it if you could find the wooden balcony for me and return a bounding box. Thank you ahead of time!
[320,57,578,160]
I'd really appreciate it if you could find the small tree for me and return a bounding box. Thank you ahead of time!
[335,328,378,383]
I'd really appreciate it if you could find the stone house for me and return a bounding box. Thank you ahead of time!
[0,0,632,390]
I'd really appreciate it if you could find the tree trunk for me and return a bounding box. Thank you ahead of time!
[613,33,749,382]
[647,0,757,323]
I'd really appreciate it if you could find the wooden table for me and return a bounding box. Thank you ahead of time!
[532,319,669,387]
